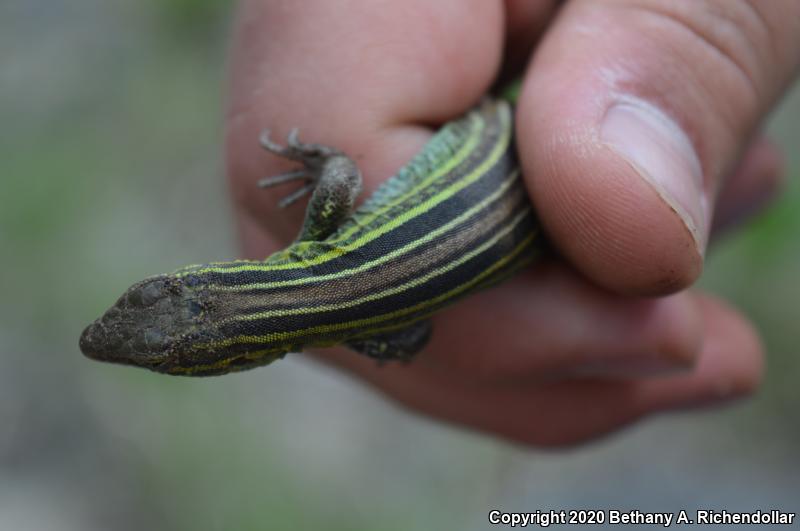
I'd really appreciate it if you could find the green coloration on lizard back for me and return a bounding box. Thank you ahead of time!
[80,97,541,376]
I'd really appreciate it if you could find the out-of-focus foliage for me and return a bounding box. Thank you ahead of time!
[702,179,800,421]
[147,0,232,45]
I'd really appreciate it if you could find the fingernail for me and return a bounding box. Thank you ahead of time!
[602,98,708,253]
[568,352,694,380]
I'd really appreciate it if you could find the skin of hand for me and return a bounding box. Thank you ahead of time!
[224,0,798,447]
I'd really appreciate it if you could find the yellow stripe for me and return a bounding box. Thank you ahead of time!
[202,230,536,350]
[178,111,484,276]
[292,111,486,247]
[210,169,521,292]
[180,104,512,277]
[342,248,533,342]
[167,348,284,375]
[228,206,531,322]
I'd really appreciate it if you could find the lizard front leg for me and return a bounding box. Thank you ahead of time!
[258,129,362,242]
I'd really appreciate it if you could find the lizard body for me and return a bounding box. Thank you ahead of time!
[79,98,542,375]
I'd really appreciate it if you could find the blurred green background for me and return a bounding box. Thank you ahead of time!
[2,2,798,530]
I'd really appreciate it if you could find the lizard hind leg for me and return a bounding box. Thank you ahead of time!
[346,320,432,363]
[258,128,363,241]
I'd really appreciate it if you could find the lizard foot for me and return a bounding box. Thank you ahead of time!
[257,128,346,208]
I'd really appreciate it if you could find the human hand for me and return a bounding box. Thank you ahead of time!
[224,0,797,446]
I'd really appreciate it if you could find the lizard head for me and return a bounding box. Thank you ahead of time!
[80,274,284,376]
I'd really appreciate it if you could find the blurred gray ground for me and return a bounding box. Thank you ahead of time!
[1,2,798,530]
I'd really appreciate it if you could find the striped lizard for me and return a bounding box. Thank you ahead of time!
[79,95,542,376]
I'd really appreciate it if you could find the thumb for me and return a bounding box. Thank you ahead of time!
[516,0,800,295]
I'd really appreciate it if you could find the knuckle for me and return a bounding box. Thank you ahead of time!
[618,0,798,110]
[634,0,761,103]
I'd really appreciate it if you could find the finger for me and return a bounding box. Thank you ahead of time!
[497,0,562,83]
[711,134,785,237]
[516,0,800,295]
[622,293,764,411]
[419,260,703,381]
[226,0,505,244]
[317,293,763,447]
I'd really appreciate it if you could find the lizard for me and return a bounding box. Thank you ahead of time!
[79,93,543,376]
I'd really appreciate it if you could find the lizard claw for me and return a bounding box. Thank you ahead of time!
[278,183,315,208]
[257,170,310,188]
[258,129,286,155]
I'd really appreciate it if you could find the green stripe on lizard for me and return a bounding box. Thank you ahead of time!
[79,95,543,376]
